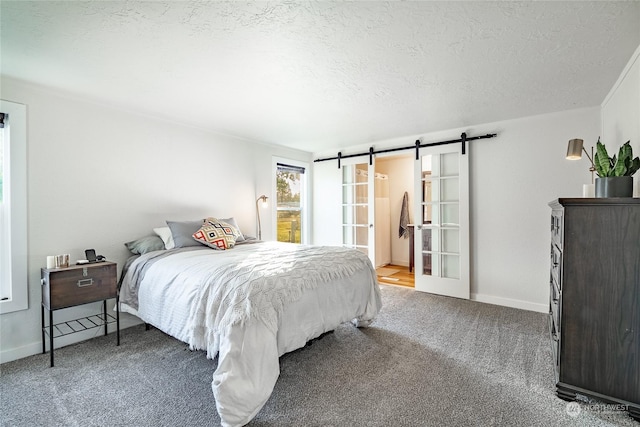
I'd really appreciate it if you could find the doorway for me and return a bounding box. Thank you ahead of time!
[337,143,470,298]
[374,154,415,288]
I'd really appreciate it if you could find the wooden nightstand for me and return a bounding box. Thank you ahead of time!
[41,261,120,367]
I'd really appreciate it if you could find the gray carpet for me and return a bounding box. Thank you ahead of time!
[1,285,635,426]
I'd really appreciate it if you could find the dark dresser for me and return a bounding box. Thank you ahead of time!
[548,198,640,420]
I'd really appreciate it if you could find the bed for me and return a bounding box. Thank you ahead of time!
[118,223,382,427]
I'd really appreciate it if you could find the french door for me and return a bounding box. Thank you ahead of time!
[413,143,469,299]
[341,159,375,263]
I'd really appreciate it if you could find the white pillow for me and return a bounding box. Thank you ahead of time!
[153,226,175,249]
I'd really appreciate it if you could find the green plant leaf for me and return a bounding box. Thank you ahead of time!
[594,140,611,177]
[628,157,640,177]
[612,144,629,176]
[622,142,632,160]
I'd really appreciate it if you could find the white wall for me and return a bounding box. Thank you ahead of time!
[601,44,640,196]
[0,76,311,363]
[311,159,342,246]
[5,42,635,362]
[313,107,599,313]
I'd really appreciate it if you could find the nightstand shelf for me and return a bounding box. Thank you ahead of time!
[41,261,120,367]
[42,311,117,339]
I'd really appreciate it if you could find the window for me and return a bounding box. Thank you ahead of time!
[0,100,28,314]
[1,120,5,288]
[274,159,308,244]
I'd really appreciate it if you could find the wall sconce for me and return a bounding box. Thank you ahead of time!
[566,138,596,184]
[256,195,268,240]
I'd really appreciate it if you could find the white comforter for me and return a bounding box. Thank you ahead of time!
[119,242,381,426]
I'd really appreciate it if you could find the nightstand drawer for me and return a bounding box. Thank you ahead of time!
[42,262,117,310]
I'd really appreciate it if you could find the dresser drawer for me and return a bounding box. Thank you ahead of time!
[550,290,560,333]
[42,262,117,310]
[549,312,560,375]
[550,209,563,250]
[550,274,559,299]
[550,245,562,289]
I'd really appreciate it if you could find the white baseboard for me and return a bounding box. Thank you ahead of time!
[471,292,548,313]
[2,295,547,364]
[0,315,143,364]
[0,341,43,365]
[390,260,409,267]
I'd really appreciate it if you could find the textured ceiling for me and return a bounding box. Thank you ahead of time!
[2,1,639,153]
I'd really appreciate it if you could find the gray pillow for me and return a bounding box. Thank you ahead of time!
[166,219,205,248]
[125,235,166,255]
[219,217,245,242]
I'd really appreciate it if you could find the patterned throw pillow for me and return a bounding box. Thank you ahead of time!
[192,217,241,250]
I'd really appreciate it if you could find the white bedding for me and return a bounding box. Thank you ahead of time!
[119,241,381,426]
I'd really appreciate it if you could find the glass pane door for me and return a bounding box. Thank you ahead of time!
[414,144,469,299]
[342,161,374,262]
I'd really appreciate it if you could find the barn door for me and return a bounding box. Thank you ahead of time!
[413,143,469,299]
[341,159,375,264]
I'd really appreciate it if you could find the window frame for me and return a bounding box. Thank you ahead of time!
[0,100,28,314]
[271,157,309,245]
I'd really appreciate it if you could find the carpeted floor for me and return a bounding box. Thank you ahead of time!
[1,285,635,426]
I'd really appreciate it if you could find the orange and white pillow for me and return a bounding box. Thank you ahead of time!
[192,217,241,250]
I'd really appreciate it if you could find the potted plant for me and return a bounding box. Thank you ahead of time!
[594,138,640,197]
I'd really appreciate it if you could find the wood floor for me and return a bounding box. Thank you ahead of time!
[376,264,414,288]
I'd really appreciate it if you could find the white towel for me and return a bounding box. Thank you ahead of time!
[399,191,410,238]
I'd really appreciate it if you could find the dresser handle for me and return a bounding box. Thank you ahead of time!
[77,278,93,287]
